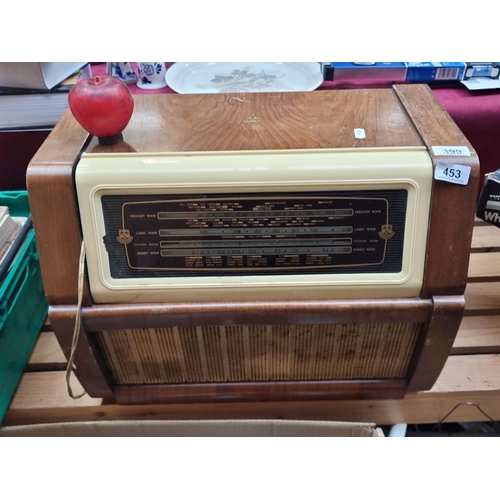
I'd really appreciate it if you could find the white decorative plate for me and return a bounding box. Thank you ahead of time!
[166,62,323,94]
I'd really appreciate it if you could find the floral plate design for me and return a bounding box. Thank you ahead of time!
[165,63,323,94]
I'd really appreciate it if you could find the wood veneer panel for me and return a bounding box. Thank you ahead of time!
[49,306,114,399]
[87,90,423,153]
[407,295,465,392]
[113,379,407,405]
[393,84,480,298]
[80,299,433,331]
[26,112,91,305]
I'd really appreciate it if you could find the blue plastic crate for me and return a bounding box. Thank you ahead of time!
[0,191,48,423]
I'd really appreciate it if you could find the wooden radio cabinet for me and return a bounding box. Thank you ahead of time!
[26,84,479,405]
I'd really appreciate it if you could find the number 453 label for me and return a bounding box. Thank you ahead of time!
[434,162,471,185]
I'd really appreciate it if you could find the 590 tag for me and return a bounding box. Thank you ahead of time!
[434,162,471,185]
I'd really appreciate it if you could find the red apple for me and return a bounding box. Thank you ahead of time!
[68,76,134,144]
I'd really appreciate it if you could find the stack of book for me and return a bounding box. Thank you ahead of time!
[0,62,90,130]
[0,206,24,265]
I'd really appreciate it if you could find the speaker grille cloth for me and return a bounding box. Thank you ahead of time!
[96,323,421,385]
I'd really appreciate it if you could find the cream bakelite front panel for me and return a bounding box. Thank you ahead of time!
[75,148,433,303]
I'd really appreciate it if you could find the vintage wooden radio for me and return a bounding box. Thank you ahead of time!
[27,85,479,406]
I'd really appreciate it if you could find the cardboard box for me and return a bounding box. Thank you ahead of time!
[321,62,465,82]
[405,62,465,82]
[476,169,500,228]
[321,62,407,82]
[464,62,500,80]
[0,62,87,90]
[0,419,384,437]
